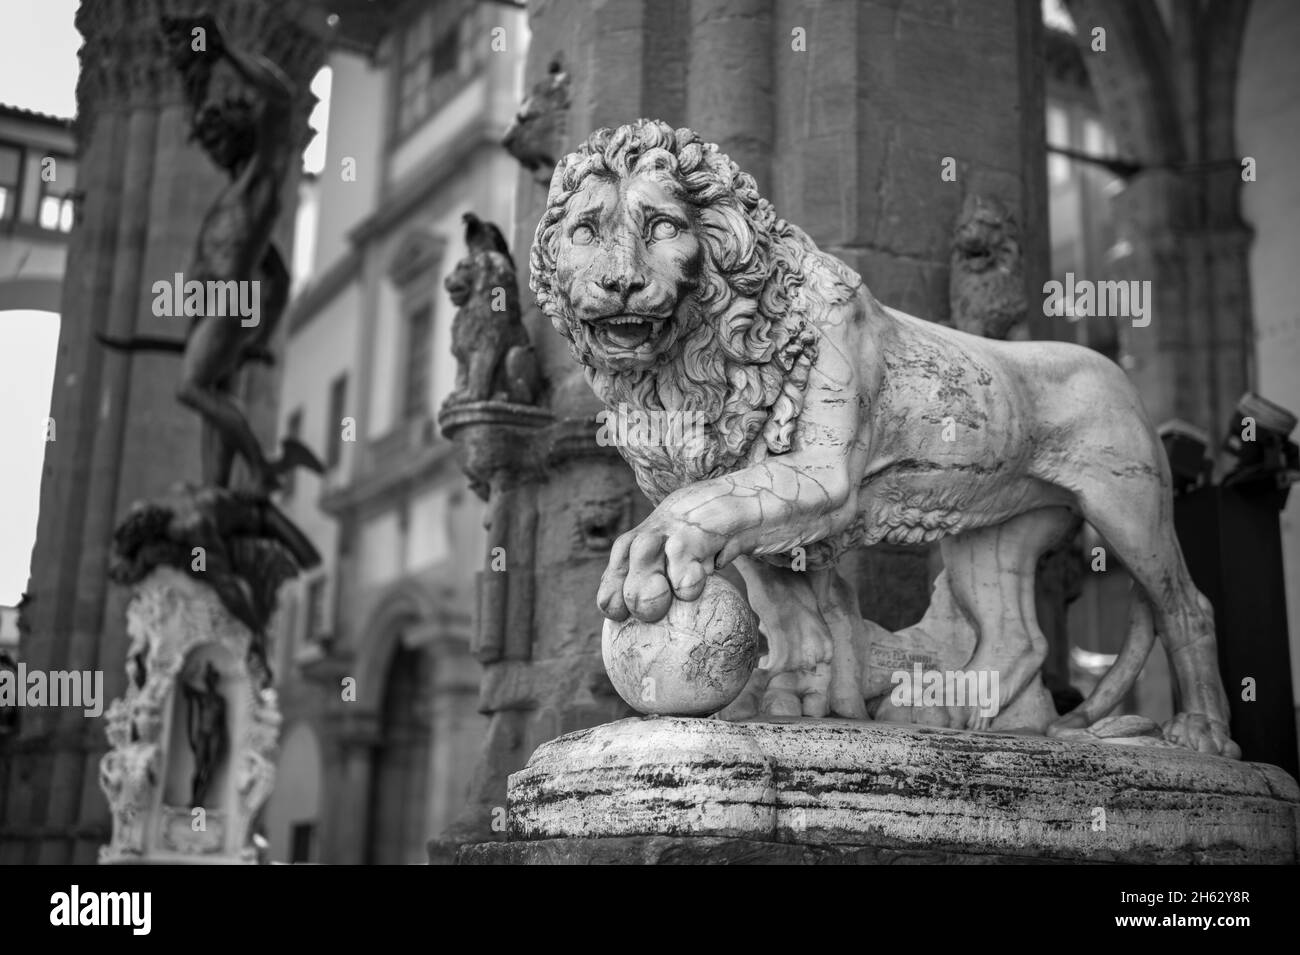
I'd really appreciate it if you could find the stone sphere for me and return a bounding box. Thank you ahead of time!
[602,575,759,716]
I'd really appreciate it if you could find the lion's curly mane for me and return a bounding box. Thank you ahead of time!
[531,119,860,503]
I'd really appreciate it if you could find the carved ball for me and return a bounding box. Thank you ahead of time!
[602,575,759,717]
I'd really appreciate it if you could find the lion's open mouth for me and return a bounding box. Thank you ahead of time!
[586,314,667,353]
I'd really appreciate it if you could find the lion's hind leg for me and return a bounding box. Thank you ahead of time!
[735,557,834,718]
[870,510,1070,732]
[810,568,870,718]
[1066,444,1239,758]
[951,508,1076,731]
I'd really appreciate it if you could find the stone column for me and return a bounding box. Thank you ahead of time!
[0,0,326,865]
[98,569,281,865]
[769,0,1049,628]
[686,0,774,193]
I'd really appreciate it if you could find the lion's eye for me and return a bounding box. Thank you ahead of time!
[648,218,679,242]
[571,224,595,245]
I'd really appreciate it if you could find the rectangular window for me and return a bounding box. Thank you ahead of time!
[395,8,467,137]
[431,21,460,79]
[37,156,77,233]
[290,821,315,863]
[1046,104,1071,186]
[282,408,303,497]
[0,145,21,221]
[397,10,435,135]
[305,576,328,642]
[403,304,432,419]
[281,584,299,666]
[326,374,347,469]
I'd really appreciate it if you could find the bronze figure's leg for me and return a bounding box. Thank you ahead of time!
[178,314,277,491]
[203,376,239,488]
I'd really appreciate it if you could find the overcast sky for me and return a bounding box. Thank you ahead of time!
[0,0,79,119]
[0,0,78,605]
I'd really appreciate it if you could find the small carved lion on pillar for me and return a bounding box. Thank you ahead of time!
[949,194,1028,340]
[445,213,539,407]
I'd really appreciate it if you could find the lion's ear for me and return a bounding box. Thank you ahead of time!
[544,155,572,198]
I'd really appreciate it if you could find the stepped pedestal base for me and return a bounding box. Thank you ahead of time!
[457,716,1300,865]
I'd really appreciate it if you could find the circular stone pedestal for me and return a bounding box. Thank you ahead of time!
[459,717,1300,865]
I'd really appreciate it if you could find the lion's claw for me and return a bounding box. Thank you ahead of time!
[1163,712,1241,759]
[598,497,730,623]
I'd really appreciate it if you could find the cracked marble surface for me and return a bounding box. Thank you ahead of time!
[532,119,1239,758]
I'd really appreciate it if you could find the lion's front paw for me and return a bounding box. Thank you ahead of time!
[596,507,729,623]
[944,705,992,731]
[1163,712,1241,759]
[760,665,832,718]
[717,667,769,721]
[1046,708,1092,738]
[873,698,960,728]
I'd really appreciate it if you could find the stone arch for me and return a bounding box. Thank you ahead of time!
[353,579,441,864]
[352,578,437,716]
[1065,0,1184,165]
[1063,0,1257,431]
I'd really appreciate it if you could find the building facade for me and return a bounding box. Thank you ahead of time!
[260,0,525,865]
[0,102,74,745]
[0,103,75,314]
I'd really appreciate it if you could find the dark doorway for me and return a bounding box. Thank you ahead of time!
[365,642,433,864]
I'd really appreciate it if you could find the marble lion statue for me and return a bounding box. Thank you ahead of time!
[531,118,1238,758]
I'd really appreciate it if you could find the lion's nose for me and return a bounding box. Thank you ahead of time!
[596,270,647,298]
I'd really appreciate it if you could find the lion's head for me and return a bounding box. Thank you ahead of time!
[445,251,514,309]
[531,119,857,502]
[949,194,1026,340]
[443,256,476,307]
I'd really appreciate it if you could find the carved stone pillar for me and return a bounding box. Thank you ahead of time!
[0,0,326,865]
[99,568,282,864]
[318,709,379,866]
[434,399,642,859]
[429,3,688,863]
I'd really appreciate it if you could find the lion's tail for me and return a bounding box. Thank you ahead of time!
[1062,588,1157,726]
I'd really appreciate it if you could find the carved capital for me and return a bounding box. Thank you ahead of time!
[75,0,328,128]
[438,401,554,500]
